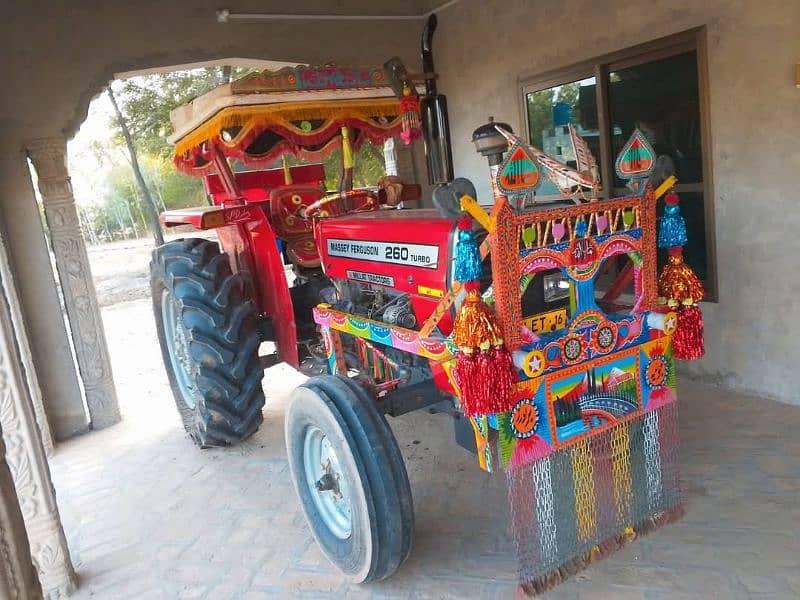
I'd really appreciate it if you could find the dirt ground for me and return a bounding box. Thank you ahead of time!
[87,232,215,307]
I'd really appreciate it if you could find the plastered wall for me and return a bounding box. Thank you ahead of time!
[434,0,800,403]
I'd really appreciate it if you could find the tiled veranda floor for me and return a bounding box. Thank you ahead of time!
[49,298,800,599]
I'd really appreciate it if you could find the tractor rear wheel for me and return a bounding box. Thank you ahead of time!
[285,375,414,582]
[151,238,265,447]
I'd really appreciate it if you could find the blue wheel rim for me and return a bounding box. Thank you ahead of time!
[161,290,197,409]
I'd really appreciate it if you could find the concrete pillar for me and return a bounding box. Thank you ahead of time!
[0,425,43,600]
[0,144,89,440]
[27,137,120,430]
[0,234,76,597]
[0,147,88,441]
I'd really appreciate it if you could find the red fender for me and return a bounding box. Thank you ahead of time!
[216,211,299,369]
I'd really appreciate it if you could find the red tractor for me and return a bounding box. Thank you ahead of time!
[153,20,692,588]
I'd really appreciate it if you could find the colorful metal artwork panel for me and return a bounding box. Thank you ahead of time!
[491,189,659,351]
[497,142,541,197]
[475,337,675,474]
[232,65,387,94]
[313,305,455,360]
[548,352,640,444]
[615,128,656,185]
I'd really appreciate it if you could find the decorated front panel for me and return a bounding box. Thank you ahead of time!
[473,337,675,473]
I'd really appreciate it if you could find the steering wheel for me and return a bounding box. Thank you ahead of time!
[302,189,379,220]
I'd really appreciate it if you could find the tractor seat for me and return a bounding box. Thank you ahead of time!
[269,185,324,269]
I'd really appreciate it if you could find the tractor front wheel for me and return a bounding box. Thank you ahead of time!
[151,238,265,447]
[285,375,414,582]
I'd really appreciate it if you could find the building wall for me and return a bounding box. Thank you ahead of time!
[434,0,800,403]
[0,1,424,438]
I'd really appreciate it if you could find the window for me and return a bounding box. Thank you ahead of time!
[520,29,717,300]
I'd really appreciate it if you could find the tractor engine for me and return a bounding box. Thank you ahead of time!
[317,209,459,336]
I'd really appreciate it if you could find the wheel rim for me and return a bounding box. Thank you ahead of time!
[303,425,352,540]
[161,289,197,409]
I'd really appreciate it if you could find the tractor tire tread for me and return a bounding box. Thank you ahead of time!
[151,238,265,447]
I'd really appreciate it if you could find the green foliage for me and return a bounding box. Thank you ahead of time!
[280,140,386,190]
[526,82,582,147]
[113,66,255,158]
[527,87,555,147]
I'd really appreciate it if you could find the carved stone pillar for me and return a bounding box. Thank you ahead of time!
[0,425,42,600]
[0,229,54,456]
[27,137,120,430]
[0,251,66,597]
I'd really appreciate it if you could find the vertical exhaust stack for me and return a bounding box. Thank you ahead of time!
[420,15,454,185]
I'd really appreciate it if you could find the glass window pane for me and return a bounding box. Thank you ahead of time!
[609,51,703,186]
[526,77,599,197]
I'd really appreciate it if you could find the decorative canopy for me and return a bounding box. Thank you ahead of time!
[170,65,406,175]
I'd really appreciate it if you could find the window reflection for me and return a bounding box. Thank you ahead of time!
[526,77,599,197]
[609,52,702,187]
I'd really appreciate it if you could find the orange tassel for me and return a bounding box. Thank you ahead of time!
[659,248,704,304]
[453,291,504,349]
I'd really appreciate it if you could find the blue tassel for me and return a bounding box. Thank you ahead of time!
[658,203,688,248]
[454,219,483,283]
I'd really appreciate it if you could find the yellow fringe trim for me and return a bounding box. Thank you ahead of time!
[571,438,597,542]
[173,98,402,157]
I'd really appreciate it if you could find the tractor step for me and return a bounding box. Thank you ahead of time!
[377,380,446,417]
[260,353,280,369]
[258,317,275,341]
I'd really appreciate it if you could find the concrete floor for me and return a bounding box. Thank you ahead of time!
[49,296,800,599]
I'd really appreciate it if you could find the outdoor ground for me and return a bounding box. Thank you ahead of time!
[47,237,800,599]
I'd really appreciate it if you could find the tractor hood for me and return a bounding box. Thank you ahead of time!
[317,209,458,333]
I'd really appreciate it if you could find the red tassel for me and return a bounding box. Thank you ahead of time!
[455,346,516,417]
[399,86,421,145]
[452,288,518,417]
[453,351,480,416]
[673,304,705,360]
[486,346,516,411]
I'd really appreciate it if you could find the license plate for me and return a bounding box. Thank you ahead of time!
[523,308,568,334]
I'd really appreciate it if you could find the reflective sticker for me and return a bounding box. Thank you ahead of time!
[327,238,439,269]
[417,285,444,298]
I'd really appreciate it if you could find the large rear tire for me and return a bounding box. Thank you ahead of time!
[151,238,265,447]
[285,375,414,582]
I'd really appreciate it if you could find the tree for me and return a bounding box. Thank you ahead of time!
[107,85,164,245]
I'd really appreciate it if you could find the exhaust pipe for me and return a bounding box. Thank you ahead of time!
[420,15,454,185]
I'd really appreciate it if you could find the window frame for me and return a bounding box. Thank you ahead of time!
[517,28,717,302]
